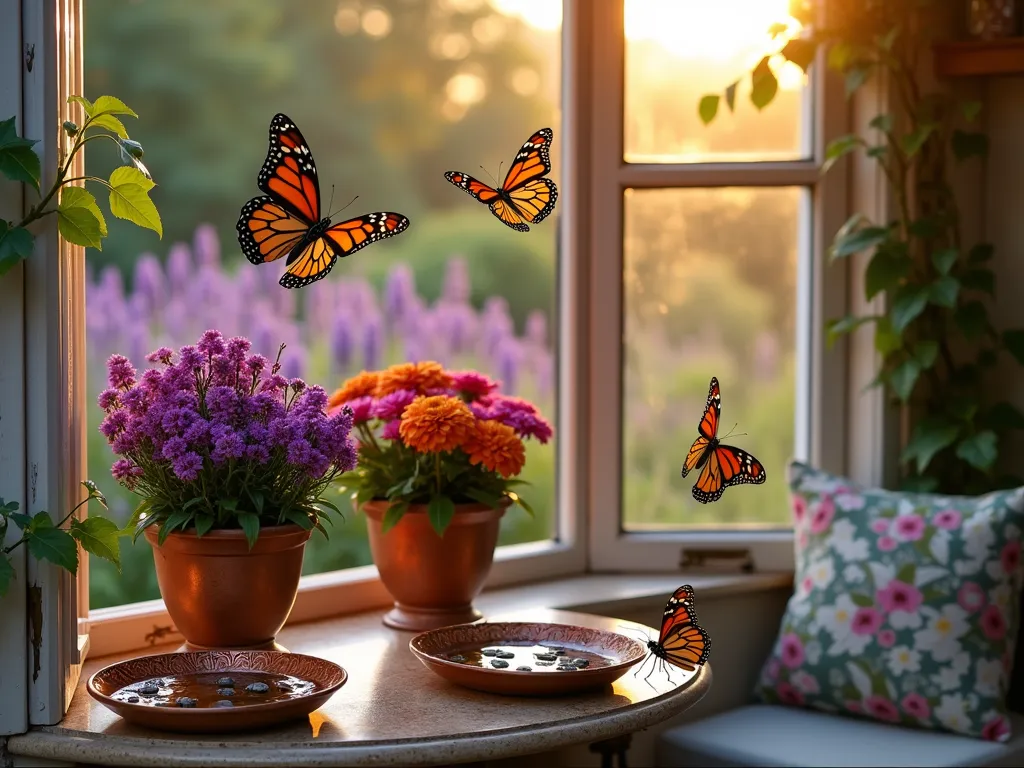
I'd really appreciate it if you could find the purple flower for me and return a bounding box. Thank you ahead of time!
[172,451,204,482]
[384,264,416,321]
[381,419,401,440]
[107,354,137,389]
[374,390,416,421]
[362,313,383,371]
[473,394,553,444]
[132,253,167,315]
[98,388,120,410]
[496,337,521,396]
[197,329,227,357]
[146,346,174,364]
[280,344,306,381]
[212,429,246,463]
[193,223,221,269]
[525,310,547,347]
[166,243,193,296]
[161,436,188,460]
[331,311,355,370]
[442,257,470,303]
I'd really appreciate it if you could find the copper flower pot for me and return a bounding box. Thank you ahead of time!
[362,500,507,631]
[145,524,311,650]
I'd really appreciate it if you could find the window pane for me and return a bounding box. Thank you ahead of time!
[621,187,804,530]
[85,0,560,610]
[624,0,808,163]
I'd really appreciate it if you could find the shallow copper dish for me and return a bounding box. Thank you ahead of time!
[410,622,646,696]
[87,650,346,733]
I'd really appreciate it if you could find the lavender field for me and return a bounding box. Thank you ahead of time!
[87,225,558,609]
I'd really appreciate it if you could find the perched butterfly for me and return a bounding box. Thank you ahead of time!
[237,113,410,289]
[681,377,766,504]
[632,585,711,687]
[444,128,558,232]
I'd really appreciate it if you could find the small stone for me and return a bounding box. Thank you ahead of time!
[216,688,235,697]
[213,700,235,708]
[246,682,270,693]
[175,697,198,708]
[216,677,235,687]
[545,646,565,653]
[516,666,533,672]
[496,651,515,659]
[490,659,509,669]
[572,658,590,668]
[536,660,555,667]
[126,695,140,703]
[139,684,160,696]
[481,649,499,657]
[557,664,578,672]
[448,654,466,663]
[534,653,557,662]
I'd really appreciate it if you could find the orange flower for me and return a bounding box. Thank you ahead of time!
[399,395,475,453]
[330,370,380,408]
[376,361,453,397]
[463,419,526,478]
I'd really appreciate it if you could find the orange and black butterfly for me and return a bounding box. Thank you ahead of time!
[444,128,558,232]
[681,377,766,504]
[237,113,410,289]
[633,585,711,686]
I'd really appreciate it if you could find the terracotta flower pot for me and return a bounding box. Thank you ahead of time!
[362,499,507,631]
[145,523,311,650]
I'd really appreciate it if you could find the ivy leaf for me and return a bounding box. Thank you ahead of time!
[961,268,995,296]
[427,495,455,537]
[962,100,983,123]
[930,248,958,275]
[831,226,890,259]
[902,123,938,157]
[107,166,162,237]
[864,247,909,301]
[956,301,989,341]
[781,38,816,71]
[889,359,920,402]
[380,501,409,535]
[724,81,738,112]
[956,431,998,472]
[913,341,939,369]
[26,514,78,574]
[869,114,893,133]
[823,134,865,174]
[238,511,260,550]
[57,205,104,250]
[874,317,902,355]
[0,221,34,277]
[890,286,929,333]
[698,95,719,125]
[91,95,138,118]
[900,417,960,473]
[825,315,875,348]
[1003,329,1024,366]
[69,517,122,570]
[0,143,41,191]
[928,276,960,308]
[987,401,1024,431]
[750,56,778,110]
[968,243,994,263]
[845,65,870,97]
[0,555,14,597]
[952,130,989,161]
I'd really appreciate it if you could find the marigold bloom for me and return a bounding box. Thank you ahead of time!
[399,395,475,453]
[376,361,453,397]
[463,419,526,478]
[330,370,380,408]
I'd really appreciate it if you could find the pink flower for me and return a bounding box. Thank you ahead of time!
[792,495,808,525]
[380,419,402,441]
[981,605,1007,641]
[765,658,781,682]
[810,496,835,534]
[876,580,923,614]
[893,513,925,541]
[798,529,809,550]
[982,715,1010,742]
[776,682,805,707]
[449,370,500,400]
[878,536,897,552]
[790,670,820,695]
[863,695,900,723]
[900,692,930,720]
[933,509,962,530]
[780,633,805,669]
[870,519,890,534]
[1001,540,1021,575]
[800,576,813,596]
[877,629,896,648]
[957,582,986,613]
[851,607,883,636]
[335,395,374,424]
[844,700,863,714]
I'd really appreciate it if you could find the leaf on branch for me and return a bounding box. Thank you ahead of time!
[67,95,94,117]
[427,495,455,537]
[956,430,998,472]
[823,134,865,174]
[864,246,909,301]
[379,501,409,534]
[69,517,122,570]
[91,95,138,119]
[845,65,870,97]
[108,166,162,237]
[0,555,14,597]
[61,187,108,237]
[874,317,902,355]
[751,57,779,111]
[724,81,738,112]
[89,113,128,139]
[194,513,215,537]
[962,100,983,123]
[0,143,41,191]
[930,248,958,275]
[238,511,260,550]
[831,225,890,259]
[900,417,960,473]
[825,315,875,348]
[890,286,929,333]
[913,340,939,370]
[952,130,989,161]
[901,123,938,157]
[928,275,960,308]
[57,206,104,250]
[0,221,34,277]
[889,358,920,402]
[956,301,990,341]
[781,38,817,71]
[698,95,720,126]
[1003,329,1024,366]
[869,113,893,133]
[26,514,78,574]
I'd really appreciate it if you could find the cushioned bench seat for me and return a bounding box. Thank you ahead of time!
[657,705,1024,767]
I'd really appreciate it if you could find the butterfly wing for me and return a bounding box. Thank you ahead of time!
[692,448,725,504]
[715,444,767,489]
[501,128,554,192]
[661,623,711,672]
[236,196,309,265]
[507,178,558,224]
[278,212,410,290]
[659,585,701,641]
[258,113,321,224]
[681,378,721,478]
[445,171,530,232]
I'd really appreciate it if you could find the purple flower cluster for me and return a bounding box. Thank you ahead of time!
[99,331,358,506]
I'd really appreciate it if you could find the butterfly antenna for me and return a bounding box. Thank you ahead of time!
[617,624,652,643]
[721,423,748,440]
[327,194,359,220]
[479,164,499,186]
[327,184,336,217]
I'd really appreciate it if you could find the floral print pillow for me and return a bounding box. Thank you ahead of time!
[754,461,1024,742]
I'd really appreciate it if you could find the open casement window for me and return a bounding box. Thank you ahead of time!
[586,0,856,574]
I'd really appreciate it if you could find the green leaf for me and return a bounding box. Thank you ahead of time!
[750,57,778,110]
[901,417,960,472]
[909,218,940,239]
[0,221,33,276]
[869,114,893,133]
[88,113,128,139]
[913,341,939,369]
[901,474,939,493]
[896,562,916,584]
[962,100,983,123]
[968,243,994,263]
[956,301,989,341]
[427,495,455,537]
[69,517,121,570]
[246,487,265,517]
[157,509,192,545]
[961,268,995,296]
[67,95,94,116]
[850,593,873,607]
[901,123,937,157]
[510,493,535,518]
[845,66,870,97]
[825,315,875,348]
[864,248,909,301]
[283,508,315,530]
[724,81,738,112]
[91,95,138,118]
[218,497,238,515]
[889,359,920,402]
[380,501,409,534]
[822,134,865,173]
[9,512,32,530]
[781,38,816,71]
[930,248,958,275]
[57,205,104,250]
[1004,329,1024,366]
[987,402,1024,430]
[132,513,160,543]
[238,511,260,550]
[874,317,902,355]
[0,555,14,597]
[462,487,503,509]
[107,166,161,237]
[698,95,719,125]
[831,226,890,259]
[0,144,41,190]
[194,513,214,537]
[26,515,78,574]
[890,286,929,333]
[952,130,989,161]
[956,431,998,472]
[928,276,960,308]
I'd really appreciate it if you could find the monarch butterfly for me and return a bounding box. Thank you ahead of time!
[681,377,767,504]
[632,585,711,686]
[444,128,558,232]
[236,113,410,289]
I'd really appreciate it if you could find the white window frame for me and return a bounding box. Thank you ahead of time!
[585,0,857,573]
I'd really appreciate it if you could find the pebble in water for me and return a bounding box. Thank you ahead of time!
[496,651,515,659]
[216,677,235,687]
[139,684,160,696]
[481,649,499,657]
[534,653,557,662]
[572,658,590,668]
[213,700,235,708]
[175,697,198,708]
[516,666,533,672]
[490,659,510,669]
[216,688,235,697]
[449,654,466,663]
[557,664,578,672]
[126,695,140,703]
[246,682,270,693]
[536,660,555,667]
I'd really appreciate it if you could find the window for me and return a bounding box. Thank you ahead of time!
[587,0,849,572]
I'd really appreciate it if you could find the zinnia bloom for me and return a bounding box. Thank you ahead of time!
[376,361,453,397]
[330,370,380,408]
[399,395,474,453]
[462,419,526,478]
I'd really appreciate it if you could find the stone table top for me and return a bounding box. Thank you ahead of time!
[9,607,712,767]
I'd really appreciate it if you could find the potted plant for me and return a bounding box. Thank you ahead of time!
[98,330,358,649]
[331,362,552,631]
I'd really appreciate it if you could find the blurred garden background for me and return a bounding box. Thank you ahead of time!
[84,0,803,610]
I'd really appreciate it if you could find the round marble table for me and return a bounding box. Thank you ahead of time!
[9,607,712,767]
